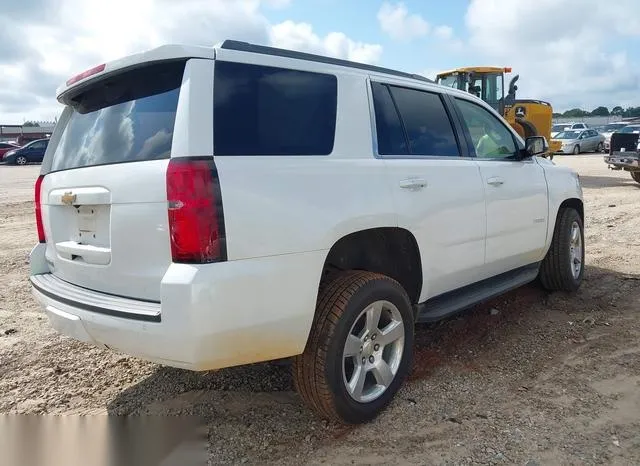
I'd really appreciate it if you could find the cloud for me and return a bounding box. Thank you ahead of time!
[377,2,430,41]
[465,0,640,111]
[433,25,453,41]
[270,21,382,63]
[263,0,292,8]
[0,0,382,123]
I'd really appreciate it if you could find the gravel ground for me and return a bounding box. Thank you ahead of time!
[1,156,639,465]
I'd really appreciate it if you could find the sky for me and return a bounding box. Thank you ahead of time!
[0,0,639,124]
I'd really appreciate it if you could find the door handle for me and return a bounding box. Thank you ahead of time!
[487,176,504,186]
[399,178,427,190]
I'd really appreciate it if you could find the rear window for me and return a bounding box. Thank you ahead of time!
[50,61,185,172]
[214,61,337,156]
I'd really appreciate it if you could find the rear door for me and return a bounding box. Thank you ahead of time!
[32,140,49,162]
[40,59,208,301]
[372,81,487,300]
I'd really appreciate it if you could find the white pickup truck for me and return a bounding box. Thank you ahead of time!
[29,40,585,424]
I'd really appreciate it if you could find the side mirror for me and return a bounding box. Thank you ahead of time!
[523,136,548,157]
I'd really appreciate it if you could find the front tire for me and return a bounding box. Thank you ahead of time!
[631,171,640,184]
[596,142,603,152]
[15,155,28,165]
[539,207,584,292]
[573,145,580,155]
[293,271,414,424]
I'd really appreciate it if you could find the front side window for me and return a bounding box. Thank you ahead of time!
[214,61,337,156]
[455,98,517,158]
[29,141,47,150]
[388,85,460,157]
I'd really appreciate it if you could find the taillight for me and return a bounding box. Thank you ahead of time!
[166,157,226,263]
[35,175,45,243]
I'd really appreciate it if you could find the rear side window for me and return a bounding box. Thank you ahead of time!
[50,60,185,172]
[387,85,459,157]
[214,61,337,156]
[371,82,408,155]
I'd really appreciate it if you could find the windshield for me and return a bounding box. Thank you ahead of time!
[437,74,460,89]
[620,126,640,133]
[555,131,580,139]
[552,124,568,132]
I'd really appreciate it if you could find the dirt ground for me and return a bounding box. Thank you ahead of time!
[1,156,639,465]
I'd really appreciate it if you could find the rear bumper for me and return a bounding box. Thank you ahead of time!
[604,153,640,170]
[29,247,326,371]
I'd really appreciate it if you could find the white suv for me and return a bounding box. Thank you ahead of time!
[30,40,585,424]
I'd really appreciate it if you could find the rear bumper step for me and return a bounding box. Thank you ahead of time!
[30,273,161,322]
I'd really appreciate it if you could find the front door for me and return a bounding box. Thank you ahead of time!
[370,81,487,301]
[453,96,549,276]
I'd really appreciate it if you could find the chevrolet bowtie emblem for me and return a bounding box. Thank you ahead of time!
[61,192,76,205]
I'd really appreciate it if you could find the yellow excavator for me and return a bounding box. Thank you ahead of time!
[435,67,561,158]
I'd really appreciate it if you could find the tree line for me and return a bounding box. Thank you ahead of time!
[553,106,640,118]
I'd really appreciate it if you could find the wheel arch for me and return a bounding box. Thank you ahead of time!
[559,197,584,223]
[543,197,584,258]
[319,227,423,305]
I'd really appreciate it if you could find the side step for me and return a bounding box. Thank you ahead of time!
[414,262,541,323]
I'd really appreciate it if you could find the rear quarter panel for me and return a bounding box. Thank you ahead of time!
[212,51,397,261]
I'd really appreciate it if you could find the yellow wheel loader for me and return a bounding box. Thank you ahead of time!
[435,67,561,158]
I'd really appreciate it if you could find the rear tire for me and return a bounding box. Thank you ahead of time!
[631,171,640,184]
[293,270,414,424]
[539,208,584,292]
[572,145,580,155]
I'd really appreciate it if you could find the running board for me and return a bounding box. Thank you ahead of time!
[415,262,541,323]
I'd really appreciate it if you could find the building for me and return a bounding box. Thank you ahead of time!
[0,122,56,145]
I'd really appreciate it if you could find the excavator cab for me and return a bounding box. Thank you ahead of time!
[436,67,506,113]
[435,67,559,157]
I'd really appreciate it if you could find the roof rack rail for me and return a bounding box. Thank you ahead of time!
[219,40,433,84]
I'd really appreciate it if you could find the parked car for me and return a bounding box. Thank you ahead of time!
[551,122,589,138]
[617,124,640,137]
[552,128,604,154]
[601,122,630,152]
[3,138,49,165]
[0,141,20,161]
[29,41,584,424]
[604,127,640,184]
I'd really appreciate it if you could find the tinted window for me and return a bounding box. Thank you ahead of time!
[30,141,47,150]
[214,61,337,156]
[0,143,13,148]
[455,98,517,158]
[388,86,459,157]
[51,61,185,172]
[371,82,408,155]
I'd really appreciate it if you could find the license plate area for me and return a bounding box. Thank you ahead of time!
[73,205,111,247]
